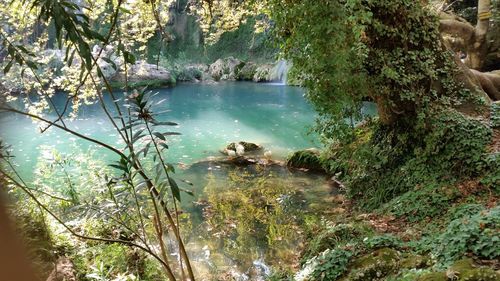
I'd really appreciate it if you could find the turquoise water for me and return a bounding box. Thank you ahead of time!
[0,82,320,178]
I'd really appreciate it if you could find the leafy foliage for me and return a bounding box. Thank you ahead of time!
[363,234,404,250]
[309,248,353,281]
[382,183,460,222]
[433,206,500,264]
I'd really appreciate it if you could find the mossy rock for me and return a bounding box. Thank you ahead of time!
[302,223,373,262]
[226,141,262,152]
[340,248,400,281]
[449,259,500,281]
[400,253,431,269]
[414,259,500,281]
[416,272,448,281]
[286,149,325,172]
[459,268,500,281]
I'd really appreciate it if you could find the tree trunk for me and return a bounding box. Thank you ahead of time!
[465,0,491,69]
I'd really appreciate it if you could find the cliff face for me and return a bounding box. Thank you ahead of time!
[166,1,203,51]
[157,1,276,63]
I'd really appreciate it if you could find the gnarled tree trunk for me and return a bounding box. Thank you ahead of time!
[439,0,500,101]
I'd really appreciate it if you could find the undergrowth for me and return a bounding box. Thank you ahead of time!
[320,108,494,212]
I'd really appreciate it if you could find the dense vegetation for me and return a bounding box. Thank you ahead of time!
[0,0,498,280]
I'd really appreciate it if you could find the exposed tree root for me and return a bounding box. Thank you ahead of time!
[471,69,500,101]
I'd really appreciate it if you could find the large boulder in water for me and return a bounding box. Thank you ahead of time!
[209,57,245,81]
[111,61,175,88]
[222,141,263,156]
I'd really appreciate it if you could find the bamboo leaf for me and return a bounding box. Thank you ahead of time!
[153,132,166,141]
[3,59,13,74]
[168,177,181,202]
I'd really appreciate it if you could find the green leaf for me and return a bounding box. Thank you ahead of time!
[152,121,178,126]
[78,41,92,70]
[153,132,166,141]
[123,51,136,64]
[180,179,193,186]
[181,188,194,196]
[26,60,38,70]
[67,49,76,67]
[168,177,181,202]
[162,132,182,136]
[3,59,14,74]
[119,7,131,14]
[101,57,117,70]
[109,164,127,173]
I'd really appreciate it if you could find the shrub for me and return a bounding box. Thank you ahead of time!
[176,67,203,82]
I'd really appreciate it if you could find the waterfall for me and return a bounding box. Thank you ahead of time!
[272,60,290,85]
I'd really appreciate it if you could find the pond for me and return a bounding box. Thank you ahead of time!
[0,82,320,176]
[0,82,375,280]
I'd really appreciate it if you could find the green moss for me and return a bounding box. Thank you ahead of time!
[302,223,373,262]
[341,248,400,281]
[414,259,500,281]
[459,268,500,281]
[416,272,447,281]
[447,259,500,281]
[399,254,431,270]
[286,149,325,172]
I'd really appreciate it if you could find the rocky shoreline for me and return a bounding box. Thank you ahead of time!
[0,47,295,94]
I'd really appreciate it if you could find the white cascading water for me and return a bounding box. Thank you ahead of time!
[272,60,290,85]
